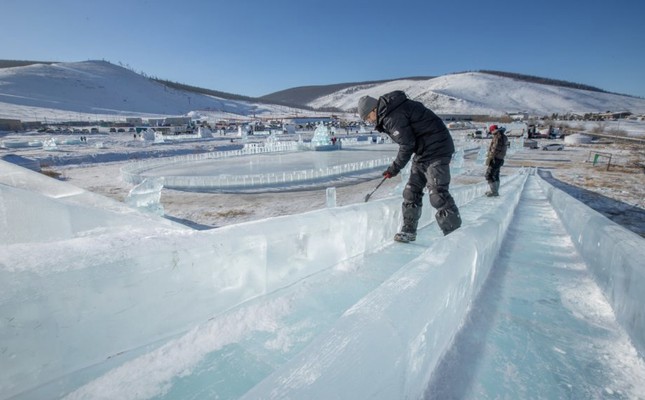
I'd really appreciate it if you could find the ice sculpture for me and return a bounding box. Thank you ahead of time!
[125,177,165,215]
[42,137,57,150]
[326,187,337,208]
[311,122,332,147]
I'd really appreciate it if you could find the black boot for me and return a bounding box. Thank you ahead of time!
[436,205,462,235]
[395,202,421,243]
[394,232,417,242]
[485,181,499,197]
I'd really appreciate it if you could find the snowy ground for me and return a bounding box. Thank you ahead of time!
[2,128,644,236]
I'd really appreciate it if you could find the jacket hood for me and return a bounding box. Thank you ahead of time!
[377,90,408,122]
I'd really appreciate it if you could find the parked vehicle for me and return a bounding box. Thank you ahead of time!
[542,143,564,151]
[524,139,538,149]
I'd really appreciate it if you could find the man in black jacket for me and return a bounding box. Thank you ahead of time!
[358,91,462,241]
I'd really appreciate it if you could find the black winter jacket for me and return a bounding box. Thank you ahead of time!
[374,91,454,174]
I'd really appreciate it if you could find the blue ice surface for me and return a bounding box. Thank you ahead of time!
[1,149,644,400]
[425,177,645,399]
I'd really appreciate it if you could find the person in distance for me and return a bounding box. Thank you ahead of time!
[484,124,508,197]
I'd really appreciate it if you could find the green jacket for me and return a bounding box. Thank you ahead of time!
[487,130,508,163]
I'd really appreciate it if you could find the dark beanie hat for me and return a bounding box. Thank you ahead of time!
[358,96,378,120]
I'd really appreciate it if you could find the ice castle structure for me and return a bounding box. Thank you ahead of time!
[311,123,332,146]
[309,122,338,151]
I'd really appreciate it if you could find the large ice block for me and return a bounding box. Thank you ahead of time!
[537,173,645,357]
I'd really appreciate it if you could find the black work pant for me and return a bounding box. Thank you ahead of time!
[401,157,461,235]
[485,158,504,183]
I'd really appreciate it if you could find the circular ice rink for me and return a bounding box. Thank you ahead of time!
[122,144,399,192]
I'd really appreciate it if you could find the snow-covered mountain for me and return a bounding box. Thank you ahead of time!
[1,60,645,123]
[308,72,645,116]
[0,60,306,122]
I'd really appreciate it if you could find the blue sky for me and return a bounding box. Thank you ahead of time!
[3,0,645,98]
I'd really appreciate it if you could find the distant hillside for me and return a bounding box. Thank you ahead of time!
[3,59,644,118]
[259,77,434,108]
[0,60,306,120]
[306,71,645,116]
[0,59,315,110]
[478,70,613,95]
[3,59,636,104]
[260,72,636,110]
[153,79,317,111]
[0,60,55,69]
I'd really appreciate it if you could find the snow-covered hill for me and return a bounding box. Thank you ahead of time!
[0,61,307,122]
[1,61,645,122]
[308,72,645,116]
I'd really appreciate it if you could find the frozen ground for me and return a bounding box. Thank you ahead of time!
[1,128,645,399]
[27,129,642,236]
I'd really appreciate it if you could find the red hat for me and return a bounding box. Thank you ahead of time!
[489,124,498,132]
